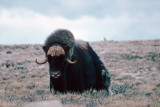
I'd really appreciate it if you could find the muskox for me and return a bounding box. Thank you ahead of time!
[36,29,110,94]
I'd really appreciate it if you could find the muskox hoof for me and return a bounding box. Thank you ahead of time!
[50,89,57,94]
[106,90,110,97]
[50,88,54,94]
[106,88,113,97]
[50,86,56,94]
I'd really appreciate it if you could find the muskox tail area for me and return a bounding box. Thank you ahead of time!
[87,43,111,93]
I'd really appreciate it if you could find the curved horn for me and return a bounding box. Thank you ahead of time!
[35,58,48,64]
[65,58,77,64]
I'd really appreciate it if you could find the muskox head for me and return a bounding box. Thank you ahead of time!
[36,29,77,79]
[36,44,76,79]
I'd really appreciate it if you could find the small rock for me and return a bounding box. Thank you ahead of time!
[145,93,152,97]
[156,83,160,87]
[24,100,63,107]
[6,51,12,54]
[26,84,36,89]
[156,93,160,97]
[4,60,14,68]
[36,90,45,95]
[14,66,26,70]
[28,73,36,78]
[111,84,134,94]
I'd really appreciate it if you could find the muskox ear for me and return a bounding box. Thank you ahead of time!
[42,46,48,54]
[66,47,74,60]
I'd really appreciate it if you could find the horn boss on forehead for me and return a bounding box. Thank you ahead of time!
[51,46,76,64]
[47,46,65,56]
[36,45,77,64]
[47,45,76,64]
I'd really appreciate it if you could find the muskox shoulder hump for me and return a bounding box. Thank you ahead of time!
[45,29,75,52]
[75,40,89,51]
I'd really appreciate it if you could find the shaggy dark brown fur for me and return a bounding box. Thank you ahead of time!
[39,29,110,94]
[44,29,75,52]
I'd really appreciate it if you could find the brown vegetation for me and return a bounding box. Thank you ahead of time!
[0,40,160,106]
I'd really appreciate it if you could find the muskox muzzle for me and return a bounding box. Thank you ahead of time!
[51,71,61,79]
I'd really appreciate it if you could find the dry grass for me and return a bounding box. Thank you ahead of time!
[0,40,160,106]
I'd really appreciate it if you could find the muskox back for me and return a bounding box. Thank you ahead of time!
[75,41,110,91]
[62,40,110,92]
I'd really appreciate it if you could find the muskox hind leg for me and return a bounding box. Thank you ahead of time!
[102,68,111,96]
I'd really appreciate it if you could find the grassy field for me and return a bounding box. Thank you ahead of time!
[0,40,160,107]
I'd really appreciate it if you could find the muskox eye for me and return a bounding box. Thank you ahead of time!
[48,55,53,61]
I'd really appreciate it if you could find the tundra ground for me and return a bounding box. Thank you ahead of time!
[0,40,160,107]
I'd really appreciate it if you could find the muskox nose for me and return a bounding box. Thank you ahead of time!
[51,71,61,79]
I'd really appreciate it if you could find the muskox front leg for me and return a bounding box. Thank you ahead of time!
[50,79,56,94]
